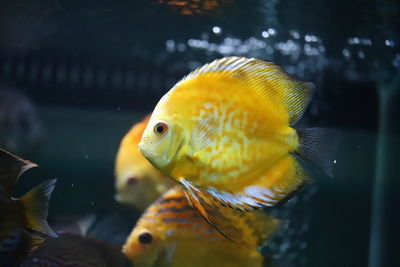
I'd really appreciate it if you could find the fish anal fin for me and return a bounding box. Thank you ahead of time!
[206,156,310,210]
[264,155,311,197]
[20,179,58,238]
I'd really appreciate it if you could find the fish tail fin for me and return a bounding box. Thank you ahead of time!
[20,179,58,238]
[295,128,340,177]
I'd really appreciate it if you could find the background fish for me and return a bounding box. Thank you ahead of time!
[115,114,174,210]
[0,148,57,266]
[0,87,44,157]
[20,233,129,267]
[20,214,131,266]
[123,186,280,267]
[138,57,339,222]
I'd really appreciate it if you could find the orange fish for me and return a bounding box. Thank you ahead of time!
[0,148,57,266]
[156,0,232,16]
[115,114,174,210]
[138,56,339,224]
[123,186,280,267]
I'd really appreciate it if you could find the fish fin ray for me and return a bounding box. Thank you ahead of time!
[295,128,341,177]
[189,115,217,154]
[20,179,58,238]
[207,156,310,210]
[180,57,314,125]
[179,178,236,243]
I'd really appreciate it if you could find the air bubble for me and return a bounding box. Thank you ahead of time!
[212,26,222,35]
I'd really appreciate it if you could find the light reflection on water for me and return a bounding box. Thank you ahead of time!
[164,25,398,83]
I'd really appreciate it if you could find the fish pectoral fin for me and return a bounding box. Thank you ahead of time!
[189,115,217,154]
[20,179,58,238]
[179,178,236,243]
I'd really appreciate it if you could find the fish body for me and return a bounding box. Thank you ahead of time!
[139,57,339,216]
[115,114,174,210]
[0,87,44,156]
[123,186,280,267]
[0,148,57,266]
[20,233,129,267]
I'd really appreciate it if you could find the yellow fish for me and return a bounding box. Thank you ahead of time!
[123,186,280,267]
[0,148,57,266]
[138,56,339,222]
[115,114,174,210]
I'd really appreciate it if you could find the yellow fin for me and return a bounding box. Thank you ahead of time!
[0,148,38,195]
[206,155,310,210]
[181,56,314,125]
[19,179,58,238]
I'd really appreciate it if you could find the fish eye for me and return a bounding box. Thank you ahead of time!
[126,177,138,186]
[153,121,168,136]
[138,232,153,244]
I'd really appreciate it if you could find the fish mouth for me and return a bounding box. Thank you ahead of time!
[138,141,159,165]
[139,132,184,168]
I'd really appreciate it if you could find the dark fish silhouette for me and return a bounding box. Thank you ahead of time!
[20,233,129,267]
[0,148,57,266]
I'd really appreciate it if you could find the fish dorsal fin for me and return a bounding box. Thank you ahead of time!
[0,148,38,196]
[181,56,314,125]
[189,115,218,155]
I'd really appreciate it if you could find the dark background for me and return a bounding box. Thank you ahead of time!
[0,0,399,266]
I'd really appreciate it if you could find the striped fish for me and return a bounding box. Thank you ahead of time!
[123,186,280,267]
